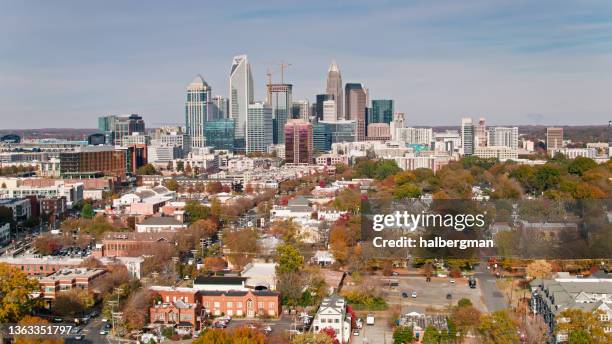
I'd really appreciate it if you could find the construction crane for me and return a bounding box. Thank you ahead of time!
[278,60,292,84]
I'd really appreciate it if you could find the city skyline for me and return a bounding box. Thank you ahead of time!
[2,1,612,129]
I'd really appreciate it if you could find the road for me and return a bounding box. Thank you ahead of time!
[474,264,508,312]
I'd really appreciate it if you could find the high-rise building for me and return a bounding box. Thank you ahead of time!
[546,127,564,150]
[366,123,391,141]
[488,127,519,149]
[246,102,273,153]
[371,99,394,124]
[315,94,333,120]
[396,127,433,145]
[98,114,145,146]
[475,118,487,148]
[284,120,313,164]
[313,123,332,152]
[390,112,405,141]
[291,100,310,121]
[322,100,337,122]
[325,61,343,120]
[59,146,126,180]
[268,84,293,144]
[229,55,254,152]
[319,120,356,144]
[204,119,235,151]
[461,117,475,156]
[185,75,212,149]
[345,83,367,141]
[212,96,229,120]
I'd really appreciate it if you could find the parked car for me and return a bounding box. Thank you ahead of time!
[353,330,360,336]
[411,291,417,298]
[450,279,456,284]
[446,293,453,300]
[366,314,375,325]
[402,292,409,298]
[99,327,108,335]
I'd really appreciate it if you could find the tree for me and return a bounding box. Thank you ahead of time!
[477,310,519,344]
[319,328,340,344]
[393,183,421,199]
[567,157,598,176]
[0,263,41,322]
[136,163,157,175]
[193,327,265,344]
[556,309,611,344]
[393,326,414,344]
[526,260,553,279]
[14,316,63,344]
[185,200,211,223]
[53,289,94,316]
[223,228,259,270]
[450,304,481,335]
[374,160,401,180]
[80,203,94,219]
[203,257,228,271]
[276,243,304,274]
[122,289,153,330]
[292,333,333,344]
[164,179,179,192]
[34,234,62,255]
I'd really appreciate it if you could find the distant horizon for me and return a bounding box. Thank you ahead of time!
[2,1,612,128]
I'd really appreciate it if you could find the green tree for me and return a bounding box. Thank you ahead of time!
[0,263,41,322]
[393,183,421,199]
[393,326,414,344]
[80,203,94,219]
[136,163,157,175]
[533,165,561,192]
[185,200,210,222]
[556,309,611,344]
[477,310,519,344]
[275,243,304,274]
[375,160,401,180]
[567,157,598,176]
[164,179,179,191]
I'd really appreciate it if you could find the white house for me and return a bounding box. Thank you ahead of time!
[135,216,187,233]
[312,295,351,343]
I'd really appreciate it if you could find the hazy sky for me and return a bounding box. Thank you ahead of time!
[2,0,612,129]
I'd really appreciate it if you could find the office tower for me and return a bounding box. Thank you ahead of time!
[184,75,212,149]
[390,112,405,141]
[322,100,337,122]
[475,118,487,147]
[396,127,434,145]
[284,120,313,164]
[345,83,367,141]
[59,146,126,180]
[212,96,229,120]
[461,117,475,156]
[229,55,254,152]
[488,127,519,149]
[325,60,343,120]
[204,119,235,151]
[98,114,145,146]
[268,84,293,144]
[546,127,564,150]
[434,130,461,153]
[291,100,310,120]
[319,120,357,143]
[371,99,394,124]
[313,123,332,152]
[246,102,273,153]
[367,123,391,141]
[315,94,333,120]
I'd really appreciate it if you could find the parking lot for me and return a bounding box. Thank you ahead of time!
[385,276,487,313]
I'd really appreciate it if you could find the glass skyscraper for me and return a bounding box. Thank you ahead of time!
[313,123,332,152]
[204,119,235,151]
[246,102,273,153]
[371,99,394,124]
[185,75,212,149]
[268,84,292,145]
[229,55,254,152]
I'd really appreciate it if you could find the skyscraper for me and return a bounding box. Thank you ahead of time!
[345,83,367,141]
[371,99,394,124]
[291,100,310,120]
[246,102,273,153]
[475,117,487,148]
[546,127,564,150]
[284,119,313,164]
[204,119,235,151]
[212,95,229,120]
[315,94,333,120]
[325,60,343,120]
[488,127,519,149]
[268,83,293,144]
[229,55,254,152]
[185,75,212,149]
[98,114,145,146]
[390,112,405,141]
[322,100,337,122]
[461,117,475,156]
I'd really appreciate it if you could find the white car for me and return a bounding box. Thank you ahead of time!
[411,291,417,298]
[450,279,456,284]
[353,330,360,336]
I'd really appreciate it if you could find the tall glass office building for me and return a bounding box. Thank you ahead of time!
[319,120,356,144]
[246,102,273,153]
[185,75,212,149]
[204,119,235,151]
[229,55,254,152]
[371,99,394,124]
[313,123,332,152]
[268,84,292,145]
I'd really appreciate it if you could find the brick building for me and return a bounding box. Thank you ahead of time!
[39,268,106,300]
[93,231,175,257]
[148,286,281,333]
